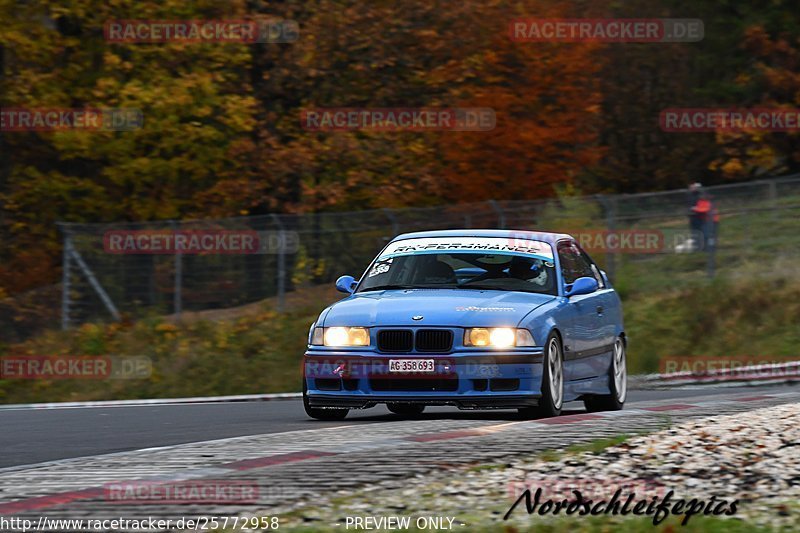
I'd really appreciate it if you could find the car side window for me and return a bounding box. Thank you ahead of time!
[557,242,596,285]
[575,246,605,289]
[557,242,580,284]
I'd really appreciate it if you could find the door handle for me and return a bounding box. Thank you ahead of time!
[596,306,604,315]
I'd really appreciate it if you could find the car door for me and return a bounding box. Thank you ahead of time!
[557,241,604,381]
[576,244,619,357]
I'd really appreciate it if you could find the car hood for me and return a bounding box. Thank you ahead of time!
[322,289,555,328]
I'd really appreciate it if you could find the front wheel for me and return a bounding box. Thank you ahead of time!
[519,332,564,419]
[303,379,349,420]
[387,403,425,417]
[584,336,626,412]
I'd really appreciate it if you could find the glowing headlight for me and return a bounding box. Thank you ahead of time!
[490,328,516,347]
[464,328,536,348]
[321,327,370,347]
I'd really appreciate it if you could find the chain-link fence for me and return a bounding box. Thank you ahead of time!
[4,174,799,337]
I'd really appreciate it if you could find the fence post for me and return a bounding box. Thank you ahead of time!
[488,200,506,229]
[595,195,617,282]
[383,208,400,236]
[271,214,286,313]
[706,216,716,278]
[61,226,71,330]
[767,179,778,226]
[767,179,777,206]
[172,221,182,318]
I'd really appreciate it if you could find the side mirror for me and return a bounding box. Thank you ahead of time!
[565,276,598,297]
[335,275,358,294]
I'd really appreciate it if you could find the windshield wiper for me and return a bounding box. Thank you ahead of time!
[358,284,417,292]
[457,284,548,294]
[454,284,503,291]
[359,284,463,292]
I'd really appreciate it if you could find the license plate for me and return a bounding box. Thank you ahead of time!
[389,359,435,373]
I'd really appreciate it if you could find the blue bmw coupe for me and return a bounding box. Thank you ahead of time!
[303,229,626,420]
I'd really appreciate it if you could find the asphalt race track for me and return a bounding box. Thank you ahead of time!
[2,383,798,469]
[1,382,798,528]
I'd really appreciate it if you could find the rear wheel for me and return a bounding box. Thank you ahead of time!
[303,379,349,420]
[519,331,563,419]
[387,403,425,417]
[584,336,626,412]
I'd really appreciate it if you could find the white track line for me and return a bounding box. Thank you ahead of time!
[0,392,302,411]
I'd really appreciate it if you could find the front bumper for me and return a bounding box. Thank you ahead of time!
[304,349,544,410]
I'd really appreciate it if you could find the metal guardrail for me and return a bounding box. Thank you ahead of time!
[641,362,800,388]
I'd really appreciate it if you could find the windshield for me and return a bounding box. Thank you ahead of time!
[358,252,558,295]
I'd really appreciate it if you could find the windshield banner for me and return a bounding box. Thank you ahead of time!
[380,237,554,259]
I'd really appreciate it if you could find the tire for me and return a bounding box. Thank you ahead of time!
[519,331,564,419]
[387,403,425,417]
[584,336,627,412]
[303,379,349,421]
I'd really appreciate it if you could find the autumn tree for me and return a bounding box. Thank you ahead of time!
[437,0,604,202]
[711,25,800,179]
[0,0,257,292]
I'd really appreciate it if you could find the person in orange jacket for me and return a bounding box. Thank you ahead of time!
[688,183,718,251]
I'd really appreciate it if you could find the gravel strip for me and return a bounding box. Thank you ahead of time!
[282,403,800,531]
